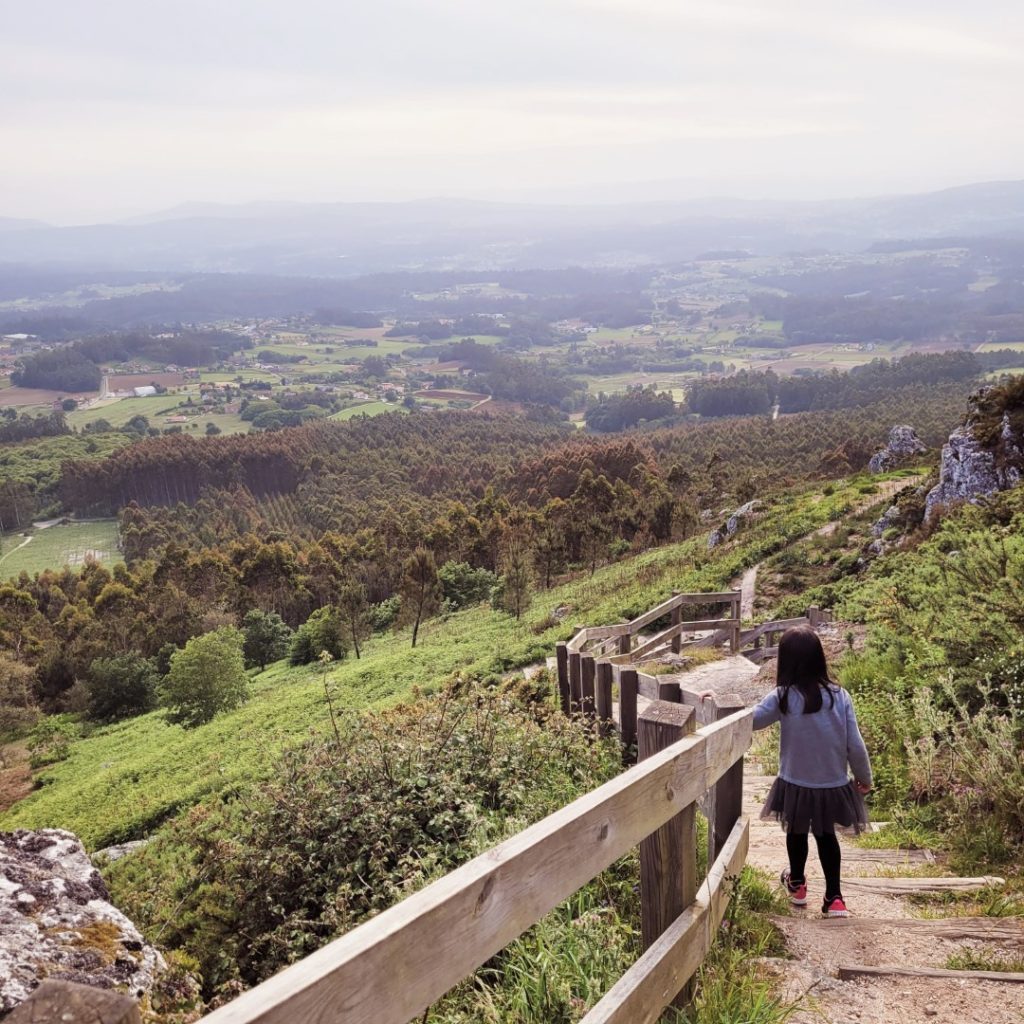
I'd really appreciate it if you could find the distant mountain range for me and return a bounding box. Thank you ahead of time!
[3,180,1024,277]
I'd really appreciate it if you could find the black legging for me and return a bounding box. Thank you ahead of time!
[787,832,842,901]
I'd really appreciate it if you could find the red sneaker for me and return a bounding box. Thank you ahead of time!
[780,870,807,906]
[822,896,849,917]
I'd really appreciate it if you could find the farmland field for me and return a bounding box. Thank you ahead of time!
[0,519,121,579]
[331,401,408,420]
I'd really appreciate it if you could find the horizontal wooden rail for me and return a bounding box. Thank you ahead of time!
[738,616,808,647]
[630,618,737,661]
[580,816,750,1024]
[198,710,753,1024]
[626,590,739,636]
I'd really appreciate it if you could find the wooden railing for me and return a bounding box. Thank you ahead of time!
[17,588,792,1024]
[738,606,829,663]
[13,698,753,1024]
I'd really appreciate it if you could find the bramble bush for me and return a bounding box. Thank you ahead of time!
[106,683,621,997]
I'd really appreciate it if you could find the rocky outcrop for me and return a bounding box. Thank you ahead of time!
[868,425,927,474]
[707,499,763,550]
[924,413,1023,520]
[0,829,165,1014]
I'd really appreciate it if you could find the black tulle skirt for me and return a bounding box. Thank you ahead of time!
[760,777,869,835]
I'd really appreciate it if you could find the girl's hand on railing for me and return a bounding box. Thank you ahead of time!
[697,690,715,702]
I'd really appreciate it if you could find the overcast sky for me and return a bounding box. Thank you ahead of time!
[4,0,1024,224]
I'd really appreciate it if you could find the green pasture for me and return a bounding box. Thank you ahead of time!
[0,474,900,849]
[65,396,176,430]
[0,519,121,579]
[977,341,1024,352]
[331,401,408,420]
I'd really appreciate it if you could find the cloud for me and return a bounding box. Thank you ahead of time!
[2,0,1023,221]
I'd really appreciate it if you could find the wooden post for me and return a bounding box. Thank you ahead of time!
[618,667,638,758]
[569,651,582,716]
[709,699,746,864]
[808,605,820,627]
[658,679,681,703]
[7,980,141,1024]
[555,641,570,716]
[638,701,697,1008]
[618,632,631,657]
[581,654,596,720]
[670,591,682,654]
[595,660,613,737]
[730,620,740,654]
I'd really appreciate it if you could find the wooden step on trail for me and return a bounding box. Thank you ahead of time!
[841,875,1004,895]
[837,963,1024,984]
[775,915,1024,946]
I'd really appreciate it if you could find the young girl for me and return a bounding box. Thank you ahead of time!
[752,625,872,917]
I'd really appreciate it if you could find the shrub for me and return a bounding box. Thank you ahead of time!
[369,596,400,632]
[241,609,293,672]
[0,654,39,741]
[438,560,499,610]
[160,627,249,728]
[289,606,346,665]
[905,677,1024,864]
[85,653,159,723]
[106,686,621,996]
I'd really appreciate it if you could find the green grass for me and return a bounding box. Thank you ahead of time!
[65,396,173,430]
[0,474,882,849]
[0,519,121,578]
[331,401,409,420]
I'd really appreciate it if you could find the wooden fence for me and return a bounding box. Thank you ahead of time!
[13,698,753,1024]
[22,587,833,1023]
[555,589,827,754]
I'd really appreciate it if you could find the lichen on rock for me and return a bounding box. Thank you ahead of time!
[0,828,165,1014]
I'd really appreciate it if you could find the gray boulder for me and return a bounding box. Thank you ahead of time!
[924,414,1023,520]
[868,425,926,474]
[707,499,762,550]
[0,829,165,1014]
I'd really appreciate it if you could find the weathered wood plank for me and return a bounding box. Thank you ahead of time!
[7,980,141,1024]
[596,661,614,737]
[842,876,1005,895]
[580,817,749,1024]
[777,916,1024,945]
[569,651,582,715]
[738,617,809,646]
[631,619,737,660]
[567,627,588,652]
[836,964,1024,984]
[555,642,570,716]
[625,591,738,637]
[619,668,638,755]
[657,679,681,704]
[638,703,697,960]
[709,701,745,863]
[200,715,749,1024]
[581,654,596,719]
[636,671,660,702]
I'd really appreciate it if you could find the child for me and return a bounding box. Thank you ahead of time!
[751,625,872,918]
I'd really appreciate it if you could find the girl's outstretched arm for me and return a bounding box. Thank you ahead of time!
[752,689,781,731]
[844,691,873,787]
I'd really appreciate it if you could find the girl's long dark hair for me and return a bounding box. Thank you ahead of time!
[776,625,836,714]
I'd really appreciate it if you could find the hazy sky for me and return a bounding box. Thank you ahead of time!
[4,0,1024,223]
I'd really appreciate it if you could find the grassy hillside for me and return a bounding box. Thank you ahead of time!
[0,474,901,848]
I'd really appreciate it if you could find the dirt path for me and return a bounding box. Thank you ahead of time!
[743,772,1024,1023]
[731,476,923,619]
[0,534,33,567]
